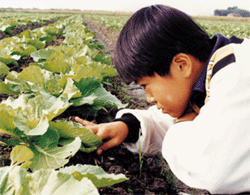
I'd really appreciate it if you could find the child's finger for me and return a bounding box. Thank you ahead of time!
[97,138,121,155]
[75,117,95,126]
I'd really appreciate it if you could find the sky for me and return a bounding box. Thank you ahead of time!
[1,0,250,16]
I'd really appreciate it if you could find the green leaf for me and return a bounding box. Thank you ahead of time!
[43,57,71,74]
[3,93,72,136]
[0,62,10,75]
[29,130,81,170]
[93,86,127,109]
[18,65,44,87]
[70,77,126,110]
[19,29,32,38]
[0,103,24,139]
[0,166,99,195]
[0,54,20,65]
[27,39,46,50]
[39,35,56,43]
[60,164,128,188]
[14,108,49,136]
[31,48,55,62]
[71,64,102,81]
[16,65,74,97]
[60,78,82,100]
[0,137,20,146]
[0,81,20,95]
[10,145,34,168]
[11,44,37,57]
[70,77,101,106]
[89,62,118,78]
[1,71,33,95]
[49,120,102,152]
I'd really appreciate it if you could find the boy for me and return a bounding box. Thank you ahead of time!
[75,5,250,193]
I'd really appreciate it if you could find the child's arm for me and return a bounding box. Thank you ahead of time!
[115,105,175,155]
[76,105,175,156]
[75,117,129,155]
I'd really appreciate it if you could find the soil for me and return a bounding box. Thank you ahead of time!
[0,15,210,195]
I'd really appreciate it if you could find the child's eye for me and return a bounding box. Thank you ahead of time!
[140,84,150,92]
[140,84,146,89]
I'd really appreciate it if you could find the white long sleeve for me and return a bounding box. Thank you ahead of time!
[116,105,175,156]
[163,39,250,193]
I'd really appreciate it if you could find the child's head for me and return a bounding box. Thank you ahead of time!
[114,4,212,84]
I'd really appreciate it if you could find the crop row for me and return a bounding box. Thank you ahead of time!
[0,14,127,194]
[85,14,130,31]
[0,12,70,33]
[86,14,250,39]
[195,18,250,39]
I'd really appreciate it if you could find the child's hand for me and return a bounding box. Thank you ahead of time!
[74,117,129,155]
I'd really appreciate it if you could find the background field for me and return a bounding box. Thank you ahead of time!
[0,9,250,194]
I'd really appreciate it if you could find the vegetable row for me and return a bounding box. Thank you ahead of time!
[0,14,127,194]
[0,12,70,33]
[86,14,250,39]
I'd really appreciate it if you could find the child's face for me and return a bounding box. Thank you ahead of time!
[138,72,193,119]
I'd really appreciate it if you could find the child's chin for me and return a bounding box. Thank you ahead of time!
[161,108,168,114]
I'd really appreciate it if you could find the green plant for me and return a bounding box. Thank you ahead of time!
[0,155,4,167]
[0,163,128,194]
[0,15,126,171]
[0,13,129,194]
[138,128,143,178]
[0,93,104,171]
[128,188,134,195]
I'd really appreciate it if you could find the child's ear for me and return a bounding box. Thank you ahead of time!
[171,53,192,78]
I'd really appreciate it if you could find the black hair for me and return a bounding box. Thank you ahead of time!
[114,4,213,84]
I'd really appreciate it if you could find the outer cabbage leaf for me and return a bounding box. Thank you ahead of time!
[10,145,34,168]
[60,164,128,188]
[0,54,20,65]
[30,48,55,62]
[0,166,99,195]
[3,93,72,136]
[29,129,81,170]
[70,77,101,106]
[39,34,56,43]
[43,57,71,74]
[11,43,37,57]
[27,39,46,50]
[0,81,20,95]
[88,62,118,78]
[0,104,25,139]
[35,66,68,96]
[49,120,102,153]
[0,71,32,95]
[93,86,127,109]
[59,78,82,100]
[19,29,33,38]
[32,49,71,73]
[3,65,80,98]
[0,62,9,75]
[70,64,102,82]
[70,77,126,109]
[18,65,48,89]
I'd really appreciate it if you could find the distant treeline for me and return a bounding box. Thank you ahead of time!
[214,6,250,17]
